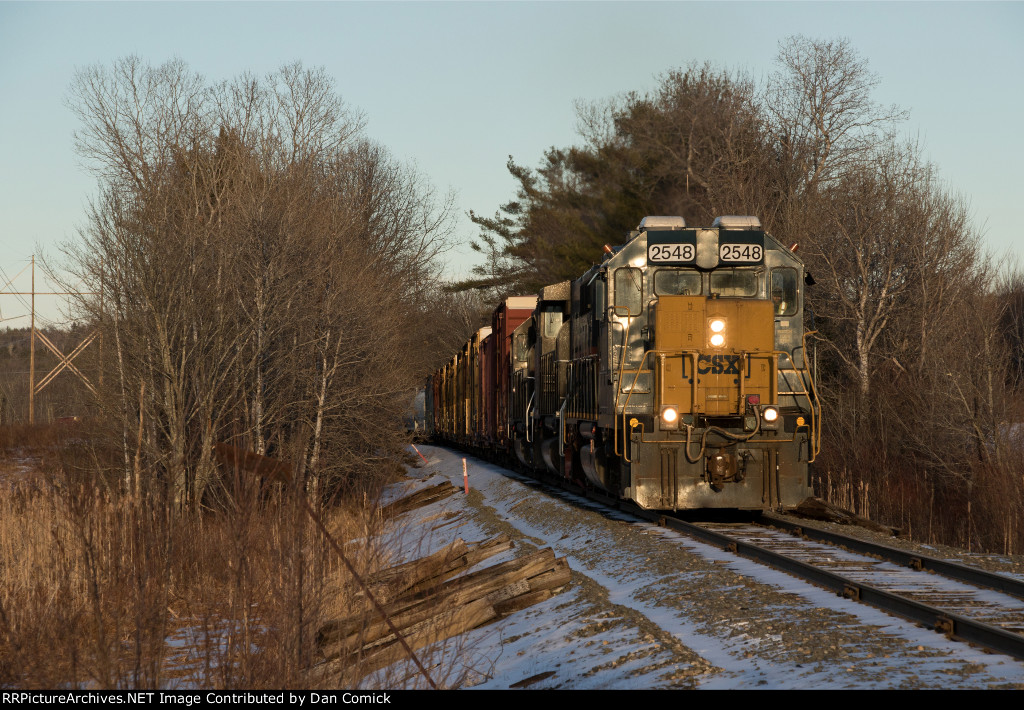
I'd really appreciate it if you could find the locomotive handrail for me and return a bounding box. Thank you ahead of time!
[616,348,653,462]
[613,306,638,460]
[803,329,822,461]
[776,368,820,463]
[777,329,822,462]
[612,305,634,390]
[524,391,535,444]
[558,397,569,459]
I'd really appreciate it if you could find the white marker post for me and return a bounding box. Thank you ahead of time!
[462,458,469,494]
[411,444,429,465]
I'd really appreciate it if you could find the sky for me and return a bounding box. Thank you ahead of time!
[1,1,1022,326]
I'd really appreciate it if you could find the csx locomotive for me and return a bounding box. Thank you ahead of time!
[427,216,820,511]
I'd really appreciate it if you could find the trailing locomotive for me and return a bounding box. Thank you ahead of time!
[427,216,820,511]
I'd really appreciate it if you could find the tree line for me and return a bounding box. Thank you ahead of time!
[57,43,1024,549]
[63,58,460,506]
[461,36,1024,552]
[0,59,484,689]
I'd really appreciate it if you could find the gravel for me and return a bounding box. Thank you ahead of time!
[773,512,1024,580]
[397,446,1024,689]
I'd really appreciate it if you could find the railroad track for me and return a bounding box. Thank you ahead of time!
[456,450,1024,663]
[644,511,1024,661]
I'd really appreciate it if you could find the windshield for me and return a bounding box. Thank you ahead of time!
[709,269,759,297]
[654,270,702,296]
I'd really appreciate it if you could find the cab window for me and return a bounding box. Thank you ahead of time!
[709,269,758,297]
[541,306,563,339]
[614,267,643,316]
[771,268,798,316]
[654,270,702,296]
[514,333,527,362]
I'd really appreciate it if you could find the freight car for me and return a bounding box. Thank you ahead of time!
[428,216,820,511]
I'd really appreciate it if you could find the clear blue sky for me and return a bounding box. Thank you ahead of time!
[1,1,1021,325]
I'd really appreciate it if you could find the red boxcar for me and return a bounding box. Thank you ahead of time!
[492,296,537,448]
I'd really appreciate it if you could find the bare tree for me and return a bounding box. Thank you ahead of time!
[67,57,210,192]
[766,35,907,196]
[64,58,454,507]
[803,141,944,400]
[616,65,777,221]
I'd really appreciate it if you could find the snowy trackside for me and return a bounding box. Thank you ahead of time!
[372,445,1024,689]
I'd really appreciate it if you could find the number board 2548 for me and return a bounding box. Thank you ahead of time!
[646,230,697,265]
[718,232,765,264]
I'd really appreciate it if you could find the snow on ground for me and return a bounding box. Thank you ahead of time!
[370,444,1024,689]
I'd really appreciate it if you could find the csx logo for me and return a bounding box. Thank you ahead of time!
[696,354,741,375]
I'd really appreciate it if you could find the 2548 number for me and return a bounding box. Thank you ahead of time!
[719,244,763,262]
[648,244,695,262]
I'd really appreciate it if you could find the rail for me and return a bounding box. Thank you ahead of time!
[467,454,1024,664]
[647,513,1024,662]
[760,513,1024,602]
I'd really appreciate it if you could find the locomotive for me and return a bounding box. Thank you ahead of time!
[427,215,820,511]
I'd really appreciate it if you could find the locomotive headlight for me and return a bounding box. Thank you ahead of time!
[661,406,679,429]
[709,318,726,348]
[762,406,779,426]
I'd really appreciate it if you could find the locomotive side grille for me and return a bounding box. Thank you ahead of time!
[541,372,557,412]
[567,357,599,420]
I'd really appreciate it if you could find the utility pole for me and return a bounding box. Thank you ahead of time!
[0,255,98,424]
[29,255,34,424]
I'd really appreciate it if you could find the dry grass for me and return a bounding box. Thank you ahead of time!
[0,422,415,689]
[814,447,1024,554]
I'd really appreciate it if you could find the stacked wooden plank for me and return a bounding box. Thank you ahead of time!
[307,480,572,683]
[211,447,567,682]
[377,481,458,519]
[314,533,571,679]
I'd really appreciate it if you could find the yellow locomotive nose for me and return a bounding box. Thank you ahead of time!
[656,295,775,418]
